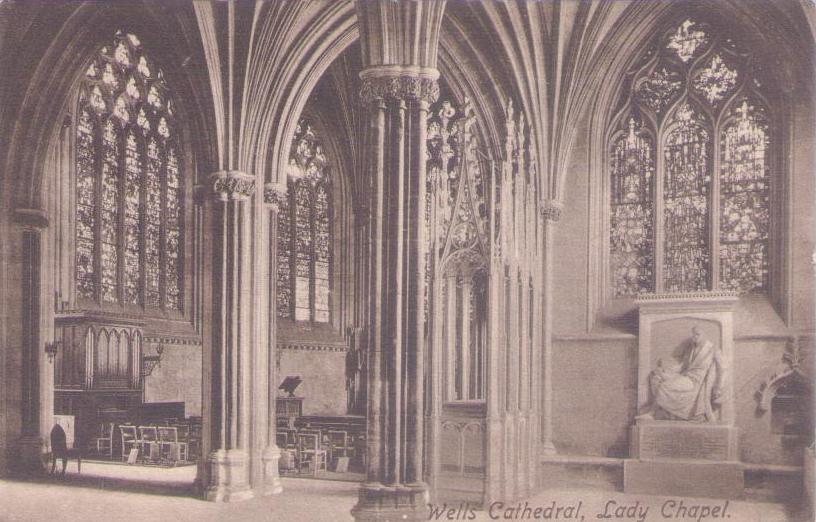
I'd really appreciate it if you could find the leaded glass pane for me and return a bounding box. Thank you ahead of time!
[663,103,711,292]
[278,119,332,322]
[124,132,142,304]
[76,109,96,299]
[145,138,162,307]
[610,118,655,296]
[692,54,738,106]
[614,20,772,299]
[294,180,312,320]
[720,101,770,293]
[76,29,183,309]
[100,120,119,302]
[295,277,310,321]
[277,189,292,317]
[165,146,182,309]
[667,19,709,63]
[636,67,682,115]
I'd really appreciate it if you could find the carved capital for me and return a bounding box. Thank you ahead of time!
[359,66,440,104]
[540,199,563,222]
[209,171,255,202]
[263,182,287,210]
[13,208,49,229]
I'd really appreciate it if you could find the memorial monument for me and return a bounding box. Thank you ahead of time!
[625,293,743,499]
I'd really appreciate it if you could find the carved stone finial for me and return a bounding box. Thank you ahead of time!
[263,182,287,210]
[209,171,256,201]
[541,199,563,222]
[359,65,440,104]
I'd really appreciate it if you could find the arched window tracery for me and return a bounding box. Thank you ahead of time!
[75,30,183,310]
[276,119,333,324]
[610,18,771,297]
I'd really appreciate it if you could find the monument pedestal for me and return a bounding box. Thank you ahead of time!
[625,293,744,500]
[625,420,743,499]
[630,420,739,461]
[624,460,743,498]
[351,482,430,522]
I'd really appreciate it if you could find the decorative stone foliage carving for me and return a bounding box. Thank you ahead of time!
[209,171,256,201]
[541,200,563,222]
[360,75,440,104]
[263,182,287,210]
[756,337,812,413]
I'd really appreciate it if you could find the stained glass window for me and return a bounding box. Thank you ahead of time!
[720,100,770,293]
[663,103,711,292]
[610,19,771,297]
[76,109,96,299]
[276,119,333,323]
[75,30,183,310]
[610,118,655,296]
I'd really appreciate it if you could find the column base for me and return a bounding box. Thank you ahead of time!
[261,445,283,495]
[541,440,557,456]
[351,482,430,522]
[205,449,254,502]
[12,435,46,476]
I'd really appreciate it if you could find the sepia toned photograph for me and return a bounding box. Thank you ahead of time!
[0,1,813,521]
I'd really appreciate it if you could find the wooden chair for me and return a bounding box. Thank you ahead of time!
[327,430,352,459]
[119,425,140,462]
[282,429,298,452]
[49,424,81,475]
[138,426,160,462]
[157,426,188,463]
[296,432,327,476]
[94,422,114,459]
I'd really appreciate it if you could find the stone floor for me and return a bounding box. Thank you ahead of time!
[0,462,807,522]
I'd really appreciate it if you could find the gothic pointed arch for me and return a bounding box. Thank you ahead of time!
[584,4,812,328]
[74,29,185,311]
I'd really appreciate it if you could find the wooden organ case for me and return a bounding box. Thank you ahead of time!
[53,311,144,450]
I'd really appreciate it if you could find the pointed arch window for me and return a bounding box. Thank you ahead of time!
[75,31,183,310]
[276,120,333,323]
[610,18,771,297]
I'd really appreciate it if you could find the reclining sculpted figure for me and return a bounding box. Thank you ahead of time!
[639,326,724,423]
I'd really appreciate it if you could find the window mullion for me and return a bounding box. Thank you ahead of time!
[309,185,317,323]
[289,182,297,321]
[116,125,127,305]
[159,142,168,309]
[139,134,147,308]
[711,121,721,290]
[93,115,104,305]
[654,129,666,293]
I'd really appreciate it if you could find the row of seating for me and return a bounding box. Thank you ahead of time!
[94,421,200,464]
[276,427,364,476]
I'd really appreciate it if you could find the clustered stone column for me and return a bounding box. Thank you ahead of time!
[541,199,562,455]
[12,209,51,474]
[352,68,438,522]
[201,170,256,502]
[261,182,286,495]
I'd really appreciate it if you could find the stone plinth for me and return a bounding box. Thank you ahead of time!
[351,483,430,522]
[625,294,744,500]
[630,420,739,462]
[626,419,742,499]
[624,460,743,499]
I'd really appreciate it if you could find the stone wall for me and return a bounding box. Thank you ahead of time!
[547,102,815,466]
[277,346,348,416]
[143,342,202,417]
